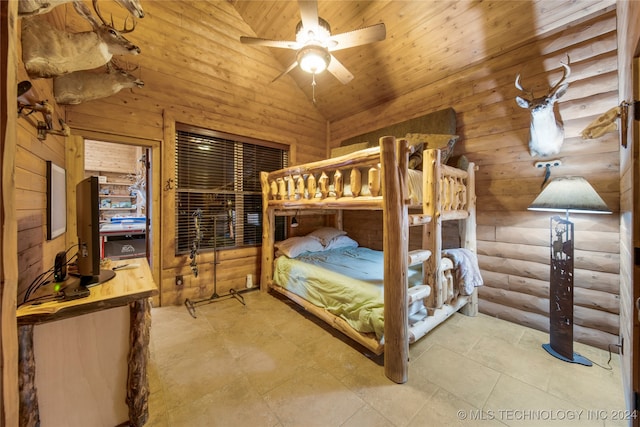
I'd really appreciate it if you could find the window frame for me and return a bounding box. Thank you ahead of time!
[174,123,288,255]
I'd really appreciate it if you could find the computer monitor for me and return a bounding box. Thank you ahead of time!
[74,176,115,291]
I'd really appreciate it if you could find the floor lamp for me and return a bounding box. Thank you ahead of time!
[528,176,611,366]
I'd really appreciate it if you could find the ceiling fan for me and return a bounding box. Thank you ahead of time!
[240,0,386,85]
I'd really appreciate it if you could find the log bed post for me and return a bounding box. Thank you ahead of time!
[260,171,275,291]
[460,162,479,317]
[424,149,442,311]
[461,162,477,252]
[380,136,409,384]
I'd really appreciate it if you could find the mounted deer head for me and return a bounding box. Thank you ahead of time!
[54,60,144,104]
[515,57,571,157]
[18,0,145,19]
[21,0,140,79]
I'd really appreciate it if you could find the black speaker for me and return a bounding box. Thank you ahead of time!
[54,251,67,282]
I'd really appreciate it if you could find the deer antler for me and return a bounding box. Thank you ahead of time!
[119,15,137,33]
[548,55,571,96]
[92,0,108,25]
[515,74,534,99]
[92,0,136,33]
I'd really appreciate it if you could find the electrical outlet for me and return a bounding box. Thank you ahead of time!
[534,159,562,169]
[619,336,624,355]
[175,275,184,287]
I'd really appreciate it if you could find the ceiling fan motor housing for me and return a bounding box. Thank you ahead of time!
[296,17,331,44]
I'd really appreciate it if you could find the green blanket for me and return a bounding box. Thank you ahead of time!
[273,247,423,340]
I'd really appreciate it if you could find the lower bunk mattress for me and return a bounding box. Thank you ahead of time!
[272,246,424,341]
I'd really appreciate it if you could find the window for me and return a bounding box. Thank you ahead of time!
[175,124,288,254]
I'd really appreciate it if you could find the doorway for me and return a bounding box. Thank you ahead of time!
[67,131,160,305]
[84,139,151,263]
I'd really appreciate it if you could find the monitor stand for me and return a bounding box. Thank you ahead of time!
[100,268,117,284]
[64,269,117,300]
[85,269,116,287]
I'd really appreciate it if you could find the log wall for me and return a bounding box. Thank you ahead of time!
[616,0,640,414]
[331,10,620,350]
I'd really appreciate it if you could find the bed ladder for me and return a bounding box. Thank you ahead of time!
[418,148,443,314]
[407,212,433,300]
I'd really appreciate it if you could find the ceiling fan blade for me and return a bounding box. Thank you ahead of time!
[328,23,386,52]
[240,36,299,50]
[327,55,354,85]
[272,60,299,83]
[298,0,319,32]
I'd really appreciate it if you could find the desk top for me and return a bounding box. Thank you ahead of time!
[17,258,158,325]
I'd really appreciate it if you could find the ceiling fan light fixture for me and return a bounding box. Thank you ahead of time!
[239,2,385,85]
[297,45,331,74]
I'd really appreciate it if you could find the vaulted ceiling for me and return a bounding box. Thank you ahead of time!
[230,0,615,122]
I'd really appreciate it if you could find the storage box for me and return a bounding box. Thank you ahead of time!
[104,235,146,259]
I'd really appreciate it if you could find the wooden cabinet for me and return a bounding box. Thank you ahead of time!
[17,259,158,427]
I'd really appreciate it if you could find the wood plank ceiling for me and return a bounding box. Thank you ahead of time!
[230,0,615,123]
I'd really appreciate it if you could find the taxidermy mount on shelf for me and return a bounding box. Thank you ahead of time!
[54,60,144,104]
[21,0,140,78]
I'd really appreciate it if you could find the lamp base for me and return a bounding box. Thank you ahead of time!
[542,343,592,366]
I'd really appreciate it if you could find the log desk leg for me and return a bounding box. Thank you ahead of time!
[18,325,39,427]
[17,299,153,427]
[127,298,152,427]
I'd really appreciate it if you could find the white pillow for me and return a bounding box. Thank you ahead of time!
[275,236,324,258]
[324,235,359,250]
[307,227,347,246]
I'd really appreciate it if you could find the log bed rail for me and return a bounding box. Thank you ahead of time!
[259,143,471,215]
[260,135,478,384]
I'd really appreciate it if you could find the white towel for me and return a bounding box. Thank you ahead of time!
[442,248,483,295]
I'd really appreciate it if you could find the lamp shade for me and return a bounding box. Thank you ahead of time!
[528,176,611,214]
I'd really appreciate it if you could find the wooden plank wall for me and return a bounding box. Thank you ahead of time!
[84,140,138,175]
[13,10,69,305]
[59,1,327,305]
[2,1,20,425]
[331,10,620,350]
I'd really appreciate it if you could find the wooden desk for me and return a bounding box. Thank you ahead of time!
[17,258,158,427]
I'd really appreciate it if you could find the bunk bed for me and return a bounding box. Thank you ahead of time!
[260,135,480,383]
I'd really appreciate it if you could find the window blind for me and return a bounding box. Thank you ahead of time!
[175,126,288,254]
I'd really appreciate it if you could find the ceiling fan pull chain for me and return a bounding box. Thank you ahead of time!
[311,73,317,104]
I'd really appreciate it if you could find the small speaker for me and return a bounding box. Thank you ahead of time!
[54,251,67,282]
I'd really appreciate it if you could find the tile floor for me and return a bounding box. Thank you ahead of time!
[146,290,627,427]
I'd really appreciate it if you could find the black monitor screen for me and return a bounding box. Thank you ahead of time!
[76,176,100,280]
